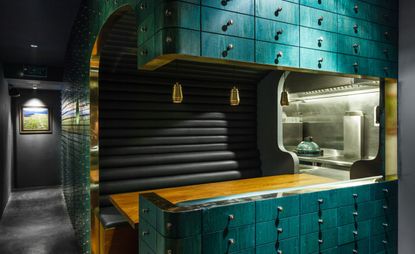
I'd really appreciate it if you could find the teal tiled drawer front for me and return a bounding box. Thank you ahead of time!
[138,180,398,254]
[136,0,398,78]
[202,202,255,234]
[201,7,254,39]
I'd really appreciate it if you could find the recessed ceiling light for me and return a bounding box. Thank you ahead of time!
[30,44,38,48]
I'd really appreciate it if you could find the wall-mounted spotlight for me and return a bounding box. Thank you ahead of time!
[32,84,38,90]
[172,82,183,103]
[230,86,240,106]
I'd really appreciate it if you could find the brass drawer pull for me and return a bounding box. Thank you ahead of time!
[353,230,358,236]
[353,211,359,217]
[226,19,234,26]
[277,228,283,234]
[226,44,234,51]
[277,206,284,212]
[318,219,324,224]
[353,193,358,198]
[318,239,324,244]
[277,250,283,254]
[228,238,235,245]
[277,51,283,58]
[228,214,235,221]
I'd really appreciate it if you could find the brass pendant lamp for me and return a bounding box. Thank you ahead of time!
[172,82,183,104]
[230,86,240,106]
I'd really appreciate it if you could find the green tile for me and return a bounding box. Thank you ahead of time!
[256,216,300,245]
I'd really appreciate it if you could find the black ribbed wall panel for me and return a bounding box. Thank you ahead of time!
[98,13,269,205]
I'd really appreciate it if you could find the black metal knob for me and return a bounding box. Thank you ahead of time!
[353,249,358,254]
[383,188,389,193]
[139,3,147,10]
[275,6,283,16]
[277,29,284,35]
[277,250,283,254]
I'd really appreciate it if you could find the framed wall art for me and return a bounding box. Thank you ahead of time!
[20,106,52,134]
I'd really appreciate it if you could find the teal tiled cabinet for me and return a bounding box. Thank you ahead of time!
[139,180,398,254]
[137,0,398,78]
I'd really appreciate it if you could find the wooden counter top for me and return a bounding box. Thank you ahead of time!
[110,173,336,228]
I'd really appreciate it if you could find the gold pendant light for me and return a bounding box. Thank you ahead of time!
[230,86,240,106]
[172,82,183,103]
[280,90,289,106]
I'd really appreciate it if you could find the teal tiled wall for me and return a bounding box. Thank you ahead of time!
[62,0,136,253]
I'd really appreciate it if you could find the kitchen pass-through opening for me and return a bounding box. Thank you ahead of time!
[279,72,396,181]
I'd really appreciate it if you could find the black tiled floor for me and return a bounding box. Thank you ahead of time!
[0,187,79,254]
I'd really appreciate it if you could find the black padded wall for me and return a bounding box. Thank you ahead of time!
[98,13,269,205]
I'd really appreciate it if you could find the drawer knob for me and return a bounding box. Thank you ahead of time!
[353,43,360,53]
[226,19,234,26]
[382,188,389,193]
[139,3,147,10]
[383,49,389,56]
[142,230,150,236]
[221,0,231,6]
[277,228,283,234]
[382,240,389,245]
[353,230,358,236]
[275,6,283,16]
[318,37,323,47]
[382,223,389,228]
[277,250,283,254]
[384,31,390,39]
[228,214,235,221]
[353,193,359,198]
[277,51,283,58]
[353,62,359,71]
[227,44,234,51]
[318,239,324,244]
[383,205,389,210]
[353,249,358,254]
[140,26,148,32]
[318,58,324,63]
[140,49,148,56]
[384,66,389,73]
[277,206,284,212]
[228,238,235,245]
[318,16,324,25]
[353,211,359,217]
[166,222,173,230]
[165,36,173,43]
[318,219,324,224]
[318,0,322,4]
[142,208,150,213]
[275,29,284,40]
[354,4,359,13]
[165,9,172,17]
[353,24,359,33]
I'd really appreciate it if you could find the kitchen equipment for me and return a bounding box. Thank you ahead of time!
[296,136,321,157]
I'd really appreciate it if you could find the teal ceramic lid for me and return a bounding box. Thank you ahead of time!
[296,136,321,157]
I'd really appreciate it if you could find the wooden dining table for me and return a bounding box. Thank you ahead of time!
[109,173,336,228]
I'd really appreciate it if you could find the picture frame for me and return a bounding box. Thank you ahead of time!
[20,105,52,134]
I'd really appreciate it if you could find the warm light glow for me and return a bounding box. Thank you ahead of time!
[30,44,38,48]
[230,86,240,106]
[172,82,183,103]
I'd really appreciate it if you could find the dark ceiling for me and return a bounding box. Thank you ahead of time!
[0,0,82,67]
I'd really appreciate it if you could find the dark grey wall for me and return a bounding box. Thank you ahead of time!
[12,89,61,189]
[398,0,415,253]
[0,63,12,218]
